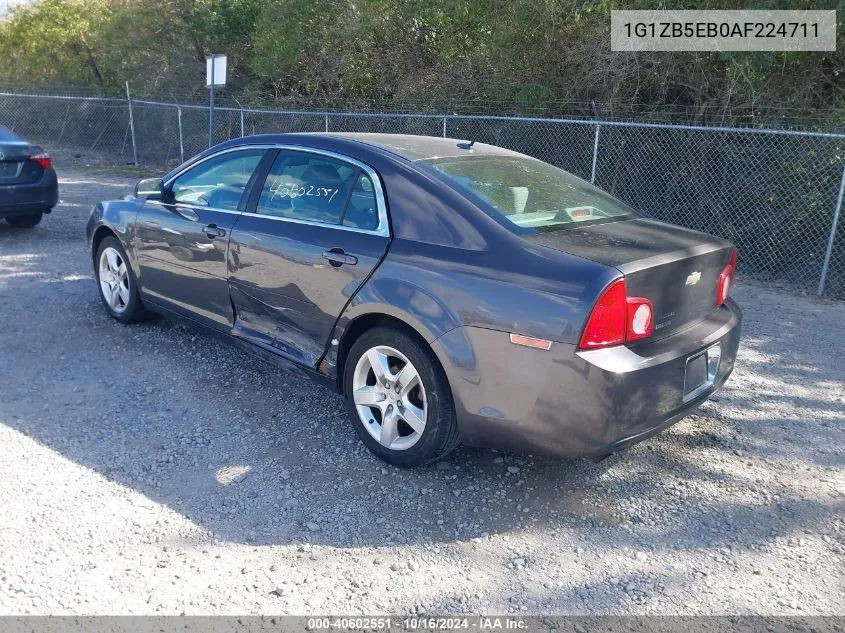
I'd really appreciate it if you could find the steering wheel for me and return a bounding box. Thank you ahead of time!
[197,182,248,208]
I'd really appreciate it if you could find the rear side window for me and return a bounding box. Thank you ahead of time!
[426,155,635,232]
[342,173,379,231]
[256,151,366,226]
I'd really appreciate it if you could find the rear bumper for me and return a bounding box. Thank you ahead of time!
[0,168,58,216]
[432,299,742,458]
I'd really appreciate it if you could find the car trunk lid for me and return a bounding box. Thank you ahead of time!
[530,218,734,338]
[0,142,41,185]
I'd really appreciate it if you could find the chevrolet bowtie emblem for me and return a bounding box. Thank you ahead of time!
[685,271,702,286]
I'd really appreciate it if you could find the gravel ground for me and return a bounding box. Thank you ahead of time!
[0,165,843,616]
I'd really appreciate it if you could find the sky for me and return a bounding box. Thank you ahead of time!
[0,0,35,17]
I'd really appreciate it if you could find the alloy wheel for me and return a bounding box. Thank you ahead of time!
[98,247,130,314]
[351,345,427,451]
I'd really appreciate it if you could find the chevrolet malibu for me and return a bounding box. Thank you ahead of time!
[87,133,741,467]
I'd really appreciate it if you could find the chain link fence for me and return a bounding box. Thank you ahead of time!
[2,90,843,298]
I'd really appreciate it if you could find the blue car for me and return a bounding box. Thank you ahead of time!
[0,125,58,228]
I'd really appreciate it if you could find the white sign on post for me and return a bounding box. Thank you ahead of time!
[206,54,227,86]
[206,54,226,148]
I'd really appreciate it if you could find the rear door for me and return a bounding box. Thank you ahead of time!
[135,147,268,330]
[228,148,390,367]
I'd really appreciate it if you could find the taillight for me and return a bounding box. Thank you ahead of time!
[626,296,654,341]
[29,151,51,170]
[579,279,654,350]
[716,248,737,306]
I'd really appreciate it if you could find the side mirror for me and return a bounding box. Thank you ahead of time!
[135,178,164,200]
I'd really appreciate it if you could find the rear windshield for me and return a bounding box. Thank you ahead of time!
[425,155,636,232]
[0,124,24,142]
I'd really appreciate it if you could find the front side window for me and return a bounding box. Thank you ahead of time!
[426,155,636,232]
[171,149,265,210]
[256,151,367,226]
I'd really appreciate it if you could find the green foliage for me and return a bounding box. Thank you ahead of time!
[0,0,842,124]
[0,0,113,87]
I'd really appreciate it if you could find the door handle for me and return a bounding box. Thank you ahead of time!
[321,249,358,267]
[203,224,226,239]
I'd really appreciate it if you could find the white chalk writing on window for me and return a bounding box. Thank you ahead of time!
[269,179,340,203]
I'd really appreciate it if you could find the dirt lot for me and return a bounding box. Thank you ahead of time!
[0,165,843,615]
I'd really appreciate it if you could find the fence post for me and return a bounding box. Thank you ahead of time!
[818,163,845,295]
[177,105,185,164]
[325,112,329,133]
[208,66,215,148]
[442,115,447,138]
[590,123,601,184]
[239,109,245,138]
[125,82,139,167]
[126,81,138,167]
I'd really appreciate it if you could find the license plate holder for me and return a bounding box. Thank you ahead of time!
[0,161,22,179]
[683,342,721,402]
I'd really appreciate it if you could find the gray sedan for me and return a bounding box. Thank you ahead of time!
[87,133,741,467]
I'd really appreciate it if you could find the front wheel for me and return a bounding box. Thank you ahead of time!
[6,212,42,228]
[344,327,459,468]
[95,236,146,323]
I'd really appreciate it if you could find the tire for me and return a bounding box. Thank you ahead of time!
[6,212,42,228]
[94,236,147,323]
[343,326,460,468]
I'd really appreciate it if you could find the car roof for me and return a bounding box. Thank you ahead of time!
[178,132,531,184]
[252,132,525,162]
[320,133,525,161]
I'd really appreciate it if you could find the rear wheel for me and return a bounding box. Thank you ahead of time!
[344,327,459,468]
[6,212,42,228]
[95,236,146,323]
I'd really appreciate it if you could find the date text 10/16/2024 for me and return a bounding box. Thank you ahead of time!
[306,617,529,630]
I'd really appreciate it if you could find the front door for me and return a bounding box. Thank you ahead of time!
[135,148,267,330]
[228,148,390,367]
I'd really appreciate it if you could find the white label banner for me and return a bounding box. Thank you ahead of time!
[611,10,836,52]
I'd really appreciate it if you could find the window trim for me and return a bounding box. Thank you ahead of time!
[158,144,390,237]
[249,146,389,237]
[160,145,273,214]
